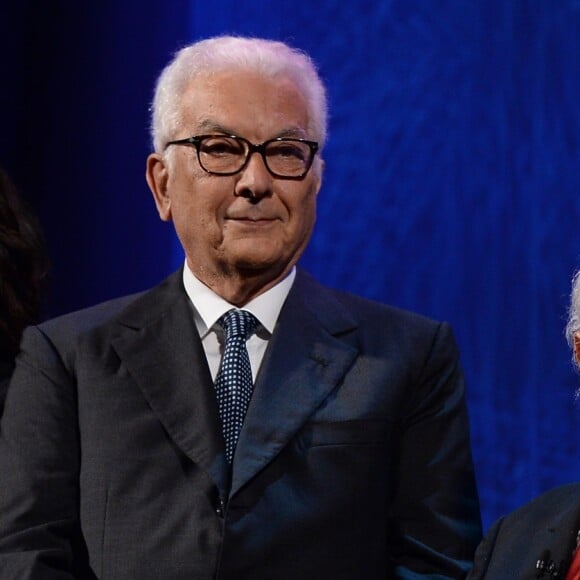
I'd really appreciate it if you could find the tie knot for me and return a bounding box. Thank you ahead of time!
[219,309,258,341]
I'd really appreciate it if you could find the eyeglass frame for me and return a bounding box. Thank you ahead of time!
[164,134,320,180]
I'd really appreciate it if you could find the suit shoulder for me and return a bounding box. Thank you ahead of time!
[39,292,145,338]
[503,483,580,524]
[296,268,441,330]
[334,287,438,328]
[472,484,580,578]
[32,270,182,348]
[322,284,450,350]
[483,483,580,548]
[294,271,455,362]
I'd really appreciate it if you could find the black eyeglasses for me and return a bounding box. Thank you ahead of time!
[165,134,319,179]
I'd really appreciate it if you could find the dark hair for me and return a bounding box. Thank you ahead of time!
[0,168,49,357]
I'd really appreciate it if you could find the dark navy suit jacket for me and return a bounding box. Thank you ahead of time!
[0,268,481,579]
[469,483,580,579]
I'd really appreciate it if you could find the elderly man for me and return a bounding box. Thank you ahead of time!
[0,36,481,579]
[467,272,580,580]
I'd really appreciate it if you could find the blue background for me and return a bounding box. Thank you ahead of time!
[1,0,579,531]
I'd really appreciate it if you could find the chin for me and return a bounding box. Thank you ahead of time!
[233,254,287,275]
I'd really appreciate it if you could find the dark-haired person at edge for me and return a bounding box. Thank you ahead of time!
[0,167,48,414]
[0,36,481,579]
[468,271,580,580]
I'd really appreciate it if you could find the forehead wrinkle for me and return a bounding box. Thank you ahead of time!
[274,127,309,139]
[196,120,234,135]
[194,119,309,142]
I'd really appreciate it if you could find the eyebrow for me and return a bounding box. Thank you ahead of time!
[196,120,233,134]
[195,120,308,140]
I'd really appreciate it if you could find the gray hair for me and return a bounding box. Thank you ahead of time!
[150,36,328,154]
[565,270,580,366]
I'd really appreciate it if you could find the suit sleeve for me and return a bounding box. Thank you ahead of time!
[0,326,81,579]
[389,322,482,578]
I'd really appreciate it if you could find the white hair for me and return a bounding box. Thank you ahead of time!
[150,36,328,153]
[565,270,580,368]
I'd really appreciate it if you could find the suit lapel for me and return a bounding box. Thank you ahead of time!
[111,271,229,496]
[230,270,359,497]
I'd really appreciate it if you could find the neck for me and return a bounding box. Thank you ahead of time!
[189,261,293,306]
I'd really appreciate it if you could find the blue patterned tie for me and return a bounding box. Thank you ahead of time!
[215,309,259,463]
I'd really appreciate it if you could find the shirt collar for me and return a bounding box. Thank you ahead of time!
[182,262,296,338]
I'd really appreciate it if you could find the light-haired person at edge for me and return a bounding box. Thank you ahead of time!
[468,271,580,580]
[0,36,481,579]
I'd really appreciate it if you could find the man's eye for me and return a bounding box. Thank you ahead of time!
[270,144,306,160]
[202,139,242,156]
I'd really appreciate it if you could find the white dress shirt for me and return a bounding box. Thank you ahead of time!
[182,262,295,382]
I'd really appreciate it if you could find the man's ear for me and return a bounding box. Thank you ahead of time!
[312,157,324,197]
[574,332,580,366]
[146,153,172,221]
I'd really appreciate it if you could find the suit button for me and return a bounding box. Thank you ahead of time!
[216,498,225,518]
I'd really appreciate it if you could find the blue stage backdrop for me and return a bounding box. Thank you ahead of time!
[1,0,579,531]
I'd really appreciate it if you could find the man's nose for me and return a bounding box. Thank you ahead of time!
[234,151,272,201]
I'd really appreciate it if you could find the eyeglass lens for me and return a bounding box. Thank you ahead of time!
[198,136,312,177]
